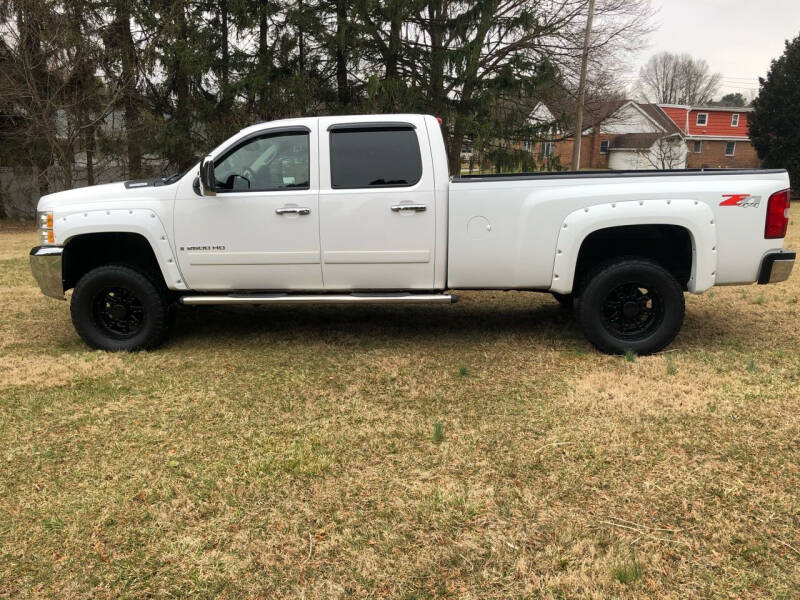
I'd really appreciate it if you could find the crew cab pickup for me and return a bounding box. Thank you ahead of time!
[30,114,795,354]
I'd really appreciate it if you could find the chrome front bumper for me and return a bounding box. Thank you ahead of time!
[758,250,795,284]
[30,246,65,299]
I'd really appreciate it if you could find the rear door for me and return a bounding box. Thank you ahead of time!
[318,117,436,290]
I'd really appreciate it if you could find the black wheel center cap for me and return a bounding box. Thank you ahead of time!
[622,301,641,319]
[110,304,129,321]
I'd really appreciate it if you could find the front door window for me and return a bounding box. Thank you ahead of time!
[214,132,310,192]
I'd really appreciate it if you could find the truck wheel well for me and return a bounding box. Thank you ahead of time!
[63,232,165,291]
[574,225,692,293]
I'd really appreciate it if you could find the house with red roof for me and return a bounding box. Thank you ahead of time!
[520,100,760,172]
[658,105,759,169]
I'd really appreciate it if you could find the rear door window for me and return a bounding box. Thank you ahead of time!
[330,127,422,189]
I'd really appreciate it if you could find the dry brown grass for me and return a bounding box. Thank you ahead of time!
[1,213,799,599]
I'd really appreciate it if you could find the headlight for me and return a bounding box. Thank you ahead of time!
[37,211,55,245]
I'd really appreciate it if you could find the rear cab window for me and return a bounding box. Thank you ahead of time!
[329,126,422,189]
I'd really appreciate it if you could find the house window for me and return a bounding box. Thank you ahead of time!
[693,141,702,153]
[541,141,555,157]
[599,140,609,154]
[696,113,708,126]
[522,140,533,153]
[725,141,736,156]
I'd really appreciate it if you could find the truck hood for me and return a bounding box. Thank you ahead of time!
[37,179,179,211]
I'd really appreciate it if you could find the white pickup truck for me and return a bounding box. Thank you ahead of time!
[30,114,794,354]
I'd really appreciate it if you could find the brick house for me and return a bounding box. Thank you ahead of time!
[529,100,686,170]
[658,105,759,168]
[525,100,760,171]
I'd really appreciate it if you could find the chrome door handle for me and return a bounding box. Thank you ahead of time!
[391,204,427,212]
[276,206,311,215]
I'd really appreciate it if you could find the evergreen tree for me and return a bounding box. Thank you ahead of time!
[750,34,800,191]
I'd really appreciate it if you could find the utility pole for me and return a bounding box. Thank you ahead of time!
[571,0,596,171]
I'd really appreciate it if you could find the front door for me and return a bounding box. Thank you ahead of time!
[318,117,436,290]
[173,123,323,291]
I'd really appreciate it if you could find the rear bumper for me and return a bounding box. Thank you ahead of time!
[758,250,795,284]
[29,246,65,299]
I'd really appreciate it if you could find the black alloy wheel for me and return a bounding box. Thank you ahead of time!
[92,286,146,339]
[578,258,685,355]
[71,265,172,351]
[600,283,663,340]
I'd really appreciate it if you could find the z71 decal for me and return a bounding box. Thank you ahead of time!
[720,194,761,208]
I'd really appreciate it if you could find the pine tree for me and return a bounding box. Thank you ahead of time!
[750,34,800,191]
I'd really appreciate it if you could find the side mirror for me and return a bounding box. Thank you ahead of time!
[199,155,216,196]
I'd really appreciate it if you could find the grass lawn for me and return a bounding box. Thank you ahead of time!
[1,212,799,599]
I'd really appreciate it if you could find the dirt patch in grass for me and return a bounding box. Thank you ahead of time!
[567,354,723,413]
[0,351,124,389]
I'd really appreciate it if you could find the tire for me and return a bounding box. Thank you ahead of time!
[577,258,684,355]
[551,292,574,310]
[70,265,171,351]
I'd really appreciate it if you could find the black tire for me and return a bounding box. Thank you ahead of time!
[551,292,574,310]
[577,258,684,355]
[70,265,171,351]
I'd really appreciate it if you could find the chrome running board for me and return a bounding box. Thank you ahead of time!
[180,293,458,306]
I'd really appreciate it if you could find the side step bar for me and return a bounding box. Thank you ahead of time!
[180,293,458,306]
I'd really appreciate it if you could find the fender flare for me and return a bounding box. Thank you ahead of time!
[59,208,188,290]
[549,199,717,295]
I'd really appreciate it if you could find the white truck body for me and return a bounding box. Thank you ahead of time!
[30,113,795,353]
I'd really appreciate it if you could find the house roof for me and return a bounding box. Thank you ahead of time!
[660,104,753,113]
[610,133,663,150]
[540,98,627,131]
[537,99,684,139]
[581,100,629,129]
[638,104,683,135]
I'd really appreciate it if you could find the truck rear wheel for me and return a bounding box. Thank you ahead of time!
[577,258,684,355]
[70,265,171,351]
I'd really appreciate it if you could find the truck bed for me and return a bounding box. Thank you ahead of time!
[447,168,791,290]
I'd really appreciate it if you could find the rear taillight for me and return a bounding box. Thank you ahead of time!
[765,189,791,239]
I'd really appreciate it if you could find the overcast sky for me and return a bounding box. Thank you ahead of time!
[632,0,800,100]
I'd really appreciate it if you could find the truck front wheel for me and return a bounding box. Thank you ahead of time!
[577,258,685,355]
[70,265,171,351]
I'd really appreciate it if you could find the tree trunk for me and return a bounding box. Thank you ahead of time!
[85,126,95,186]
[219,0,230,113]
[427,1,448,158]
[114,4,142,178]
[257,0,271,120]
[382,1,402,111]
[428,0,445,114]
[335,0,349,106]
[58,142,73,189]
[174,2,193,171]
[448,118,467,175]
[298,0,305,72]
[18,2,54,194]
[34,165,49,198]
